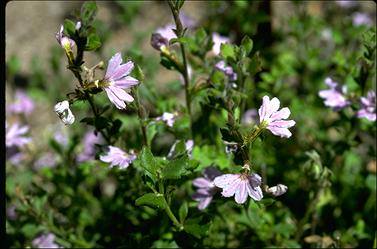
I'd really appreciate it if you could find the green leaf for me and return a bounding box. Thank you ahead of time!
[135,193,166,209]
[94,116,110,130]
[179,202,188,223]
[140,147,159,182]
[161,157,188,179]
[184,217,209,239]
[85,33,101,51]
[220,43,236,61]
[240,35,253,57]
[110,119,122,135]
[81,1,97,25]
[80,117,94,125]
[132,64,144,82]
[63,19,76,38]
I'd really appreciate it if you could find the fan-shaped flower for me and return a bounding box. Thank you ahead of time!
[192,167,222,210]
[258,96,296,138]
[100,146,136,169]
[214,173,263,204]
[102,53,139,109]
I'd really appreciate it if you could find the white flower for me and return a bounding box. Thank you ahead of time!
[54,100,75,125]
[267,184,288,196]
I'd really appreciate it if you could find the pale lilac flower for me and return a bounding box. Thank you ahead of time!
[242,109,258,125]
[267,184,288,196]
[7,150,26,165]
[192,167,222,210]
[32,233,61,249]
[352,12,373,27]
[357,90,376,121]
[212,32,230,55]
[6,123,31,148]
[100,146,136,169]
[33,152,57,170]
[77,131,104,162]
[102,52,139,109]
[151,33,169,50]
[54,100,75,125]
[156,112,176,127]
[215,60,237,82]
[153,13,196,45]
[336,0,357,8]
[155,23,177,42]
[318,77,350,110]
[7,90,34,116]
[258,96,296,138]
[53,130,69,147]
[55,25,75,50]
[214,173,263,204]
[6,205,17,220]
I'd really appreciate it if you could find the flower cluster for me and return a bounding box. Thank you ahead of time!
[318,77,350,110]
[319,77,376,122]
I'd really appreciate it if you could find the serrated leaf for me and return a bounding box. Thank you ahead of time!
[140,147,159,182]
[179,202,188,223]
[85,33,101,51]
[161,157,188,179]
[220,43,236,61]
[241,35,253,57]
[132,64,144,82]
[81,1,97,25]
[135,193,166,209]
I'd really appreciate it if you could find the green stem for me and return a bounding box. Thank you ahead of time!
[158,179,183,230]
[68,60,111,144]
[167,0,193,138]
[132,87,148,147]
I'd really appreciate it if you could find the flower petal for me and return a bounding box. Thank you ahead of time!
[198,197,213,210]
[221,178,241,197]
[269,120,296,128]
[105,53,122,79]
[110,61,134,81]
[258,96,270,122]
[247,185,263,201]
[264,97,280,119]
[114,76,139,88]
[193,178,211,188]
[235,181,248,204]
[269,107,291,122]
[267,126,292,138]
[213,174,239,188]
[105,88,126,109]
[108,86,134,102]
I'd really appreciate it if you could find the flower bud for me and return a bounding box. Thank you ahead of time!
[267,184,288,196]
[54,100,75,125]
[151,33,169,51]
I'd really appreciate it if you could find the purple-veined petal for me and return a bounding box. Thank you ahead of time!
[264,97,280,119]
[114,76,139,88]
[221,178,241,197]
[235,181,248,204]
[108,86,134,102]
[269,120,296,128]
[105,53,122,79]
[269,107,290,122]
[213,174,239,188]
[105,88,126,109]
[110,61,134,81]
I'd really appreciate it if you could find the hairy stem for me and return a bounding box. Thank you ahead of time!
[132,87,148,147]
[167,0,193,137]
